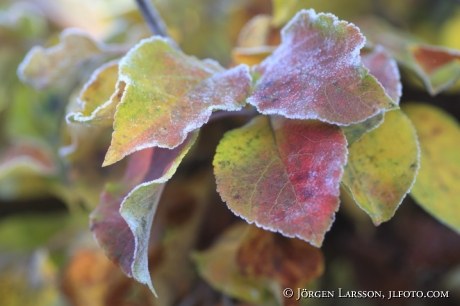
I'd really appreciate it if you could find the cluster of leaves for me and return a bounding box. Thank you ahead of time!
[1,0,460,305]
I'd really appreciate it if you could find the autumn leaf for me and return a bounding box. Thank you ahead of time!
[248,9,396,125]
[103,37,252,166]
[0,142,56,177]
[193,224,324,305]
[0,142,66,201]
[357,16,460,95]
[237,225,324,290]
[214,115,347,247]
[402,103,460,234]
[17,28,106,89]
[192,224,279,305]
[90,132,197,295]
[342,46,402,145]
[342,110,420,225]
[67,60,121,127]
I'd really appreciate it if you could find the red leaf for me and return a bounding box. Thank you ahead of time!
[214,115,347,246]
[247,9,395,125]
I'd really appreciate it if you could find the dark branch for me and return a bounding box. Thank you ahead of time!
[134,0,169,38]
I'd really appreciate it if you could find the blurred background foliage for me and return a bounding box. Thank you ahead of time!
[1,0,460,305]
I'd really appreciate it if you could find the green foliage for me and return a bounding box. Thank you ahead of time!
[1,0,460,305]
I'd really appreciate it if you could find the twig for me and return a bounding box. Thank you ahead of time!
[134,0,169,37]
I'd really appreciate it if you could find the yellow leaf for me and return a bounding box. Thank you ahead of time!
[402,103,460,233]
[342,110,420,225]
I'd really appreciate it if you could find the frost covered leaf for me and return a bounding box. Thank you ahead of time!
[248,9,396,125]
[104,37,252,166]
[0,142,56,178]
[214,115,347,247]
[343,46,402,145]
[192,224,278,305]
[18,28,105,90]
[403,103,460,233]
[90,132,197,295]
[237,225,324,290]
[357,17,460,95]
[67,60,121,127]
[342,110,420,225]
[361,46,402,103]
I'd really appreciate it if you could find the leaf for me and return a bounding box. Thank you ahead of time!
[192,224,278,305]
[236,225,324,290]
[90,132,197,295]
[104,37,252,166]
[342,110,420,225]
[214,115,347,247]
[62,245,155,306]
[247,9,396,125]
[67,60,121,127]
[193,223,324,305]
[17,28,105,90]
[0,141,57,178]
[147,170,214,306]
[342,46,402,145]
[357,16,460,95]
[402,103,460,233]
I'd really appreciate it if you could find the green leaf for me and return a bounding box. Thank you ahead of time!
[342,110,420,225]
[91,132,197,296]
[402,103,460,233]
[357,16,460,95]
[214,115,347,247]
[248,9,396,125]
[104,37,252,166]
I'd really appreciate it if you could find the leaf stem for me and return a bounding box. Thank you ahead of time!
[134,0,169,38]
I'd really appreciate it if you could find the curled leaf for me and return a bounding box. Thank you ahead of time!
[342,110,420,225]
[357,17,460,95]
[403,103,460,233]
[17,28,104,89]
[67,60,121,127]
[248,9,396,125]
[0,142,57,178]
[214,115,347,247]
[90,132,197,295]
[104,37,252,166]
